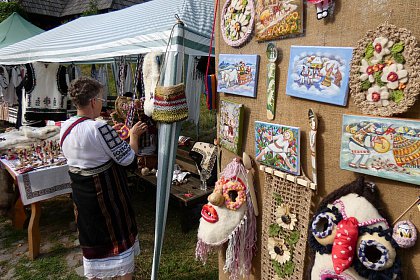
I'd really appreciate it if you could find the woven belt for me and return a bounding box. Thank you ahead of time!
[69,161,113,176]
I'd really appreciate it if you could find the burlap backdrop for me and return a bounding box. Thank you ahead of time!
[216,0,420,279]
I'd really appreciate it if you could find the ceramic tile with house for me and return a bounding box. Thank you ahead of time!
[286,45,353,106]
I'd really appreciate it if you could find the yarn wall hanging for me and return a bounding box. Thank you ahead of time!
[196,153,258,280]
[260,167,313,279]
[221,0,255,47]
[349,23,420,116]
[307,178,408,280]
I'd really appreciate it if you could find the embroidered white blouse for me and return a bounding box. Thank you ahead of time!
[60,117,135,169]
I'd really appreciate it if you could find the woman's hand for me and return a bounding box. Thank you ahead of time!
[113,122,124,133]
[130,121,148,137]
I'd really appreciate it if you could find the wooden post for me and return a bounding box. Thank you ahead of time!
[12,196,26,229]
[28,202,41,260]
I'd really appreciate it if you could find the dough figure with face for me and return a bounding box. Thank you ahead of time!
[196,156,257,280]
[308,178,404,280]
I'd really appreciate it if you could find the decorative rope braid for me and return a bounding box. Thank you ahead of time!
[333,199,389,228]
[308,206,343,255]
[117,56,126,96]
[357,239,389,271]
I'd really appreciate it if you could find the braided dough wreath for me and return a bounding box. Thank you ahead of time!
[221,0,255,47]
[349,23,420,116]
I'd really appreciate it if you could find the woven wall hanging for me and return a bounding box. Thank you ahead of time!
[349,23,420,116]
[221,0,255,47]
[260,167,313,279]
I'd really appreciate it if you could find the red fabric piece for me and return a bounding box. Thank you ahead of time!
[331,217,359,275]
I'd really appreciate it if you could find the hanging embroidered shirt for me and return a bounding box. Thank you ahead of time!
[97,65,109,105]
[60,116,135,169]
[0,65,9,100]
[124,63,134,94]
[4,66,25,105]
[25,62,68,121]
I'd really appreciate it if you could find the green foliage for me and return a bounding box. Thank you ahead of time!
[374,71,385,87]
[82,0,99,16]
[269,223,281,237]
[0,2,26,22]
[287,230,300,246]
[283,260,295,275]
[364,44,374,60]
[390,90,404,103]
[272,259,295,277]
[391,42,404,54]
[393,52,405,64]
[361,79,371,90]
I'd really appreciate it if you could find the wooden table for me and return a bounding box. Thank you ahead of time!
[135,172,213,231]
[0,158,71,260]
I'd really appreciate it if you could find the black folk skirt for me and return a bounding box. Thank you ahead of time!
[69,161,138,259]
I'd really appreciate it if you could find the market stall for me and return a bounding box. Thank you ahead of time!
[0,0,215,277]
[0,12,44,125]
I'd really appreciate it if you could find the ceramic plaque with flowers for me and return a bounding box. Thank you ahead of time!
[221,0,255,47]
[349,23,420,116]
[255,0,303,42]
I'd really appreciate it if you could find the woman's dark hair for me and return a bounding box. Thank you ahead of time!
[68,76,103,108]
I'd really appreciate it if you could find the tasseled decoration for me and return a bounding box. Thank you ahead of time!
[195,238,215,264]
[197,158,257,280]
[223,175,257,280]
[221,158,246,180]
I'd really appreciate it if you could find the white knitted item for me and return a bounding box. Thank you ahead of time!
[142,51,161,117]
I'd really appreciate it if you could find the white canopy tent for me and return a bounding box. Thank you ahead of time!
[0,0,215,124]
[0,0,214,64]
[0,1,215,279]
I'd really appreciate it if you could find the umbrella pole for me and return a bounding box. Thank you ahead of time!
[151,122,181,279]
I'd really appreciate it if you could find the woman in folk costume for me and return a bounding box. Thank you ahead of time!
[60,77,148,279]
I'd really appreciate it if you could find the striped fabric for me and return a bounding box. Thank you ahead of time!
[69,162,138,259]
[8,106,17,124]
[0,0,214,65]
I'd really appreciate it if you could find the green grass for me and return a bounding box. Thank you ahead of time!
[13,248,83,280]
[181,93,217,143]
[0,185,218,279]
[0,216,27,249]
[132,188,218,280]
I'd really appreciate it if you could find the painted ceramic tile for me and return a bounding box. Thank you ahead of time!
[255,0,304,42]
[255,121,300,175]
[340,114,420,186]
[219,100,244,154]
[286,46,353,106]
[217,54,259,98]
